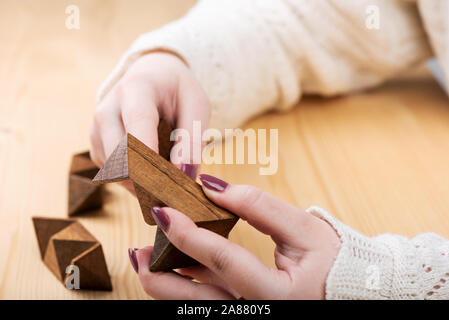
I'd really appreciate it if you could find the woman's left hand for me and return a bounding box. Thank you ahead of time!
[128,174,341,300]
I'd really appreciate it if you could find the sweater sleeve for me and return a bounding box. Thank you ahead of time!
[307,206,449,300]
[417,0,449,93]
[97,0,431,131]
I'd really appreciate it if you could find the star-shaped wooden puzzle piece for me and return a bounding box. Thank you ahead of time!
[92,120,238,272]
[32,217,112,290]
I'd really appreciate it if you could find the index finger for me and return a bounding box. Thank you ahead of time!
[120,83,160,153]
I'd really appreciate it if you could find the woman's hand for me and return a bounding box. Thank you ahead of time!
[129,174,341,299]
[90,52,211,184]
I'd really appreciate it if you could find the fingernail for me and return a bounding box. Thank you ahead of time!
[152,206,170,232]
[128,248,139,273]
[198,174,228,192]
[181,163,198,180]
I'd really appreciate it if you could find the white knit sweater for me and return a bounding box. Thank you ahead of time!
[97,0,449,299]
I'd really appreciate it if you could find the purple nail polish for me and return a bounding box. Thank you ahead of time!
[198,174,228,192]
[152,207,170,232]
[128,248,139,273]
[181,163,198,180]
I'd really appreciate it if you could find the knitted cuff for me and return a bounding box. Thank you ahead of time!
[306,206,421,300]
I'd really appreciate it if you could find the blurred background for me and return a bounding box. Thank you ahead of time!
[1,0,449,299]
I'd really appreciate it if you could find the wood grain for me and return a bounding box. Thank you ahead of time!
[94,133,238,271]
[127,133,237,224]
[2,0,449,299]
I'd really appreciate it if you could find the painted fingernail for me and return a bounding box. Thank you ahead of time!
[128,248,139,273]
[181,163,198,180]
[198,174,228,192]
[152,206,170,232]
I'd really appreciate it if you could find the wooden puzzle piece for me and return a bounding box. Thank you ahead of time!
[93,120,238,271]
[32,217,112,291]
[68,151,103,216]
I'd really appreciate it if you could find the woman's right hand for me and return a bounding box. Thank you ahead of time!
[131,175,341,299]
[90,52,211,186]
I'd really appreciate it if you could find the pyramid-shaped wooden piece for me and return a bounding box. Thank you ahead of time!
[68,151,103,216]
[93,119,238,272]
[32,217,112,291]
[150,219,238,272]
[71,243,114,290]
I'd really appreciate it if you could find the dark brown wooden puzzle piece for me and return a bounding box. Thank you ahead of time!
[32,217,112,291]
[68,151,103,216]
[93,120,238,271]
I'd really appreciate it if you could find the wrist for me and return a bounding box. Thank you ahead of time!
[133,50,189,72]
[307,206,396,300]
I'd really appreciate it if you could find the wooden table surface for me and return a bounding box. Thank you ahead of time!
[2,0,449,299]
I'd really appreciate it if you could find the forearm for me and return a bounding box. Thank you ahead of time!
[98,0,431,131]
[97,0,304,131]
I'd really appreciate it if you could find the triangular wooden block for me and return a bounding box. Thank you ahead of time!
[149,218,239,272]
[151,228,198,271]
[71,243,112,290]
[68,152,103,216]
[93,120,238,272]
[134,183,165,226]
[93,119,173,186]
[51,239,97,281]
[92,136,129,184]
[32,217,75,259]
[52,221,97,242]
[32,217,112,291]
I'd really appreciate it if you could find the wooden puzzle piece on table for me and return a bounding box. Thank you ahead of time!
[32,217,112,291]
[92,120,238,272]
[68,151,103,216]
